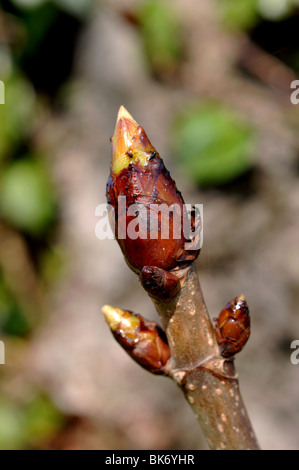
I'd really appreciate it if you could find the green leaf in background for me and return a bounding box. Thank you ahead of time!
[12,0,94,18]
[0,402,24,450]
[218,0,259,30]
[54,0,94,18]
[219,0,298,29]
[0,272,28,338]
[0,158,57,235]
[0,393,65,450]
[11,0,45,8]
[0,75,36,161]
[172,102,256,187]
[138,0,183,75]
[23,394,65,447]
[0,277,30,335]
[257,0,293,21]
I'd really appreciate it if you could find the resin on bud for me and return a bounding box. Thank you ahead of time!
[102,305,170,374]
[106,106,200,298]
[215,295,250,358]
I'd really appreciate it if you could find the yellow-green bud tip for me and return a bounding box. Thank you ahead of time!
[102,305,124,331]
[236,294,246,302]
[102,305,141,337]
[111,106,157,174]
[235,294,247,309]
[116,105,138,125]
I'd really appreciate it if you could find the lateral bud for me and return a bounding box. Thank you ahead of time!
[215,295,250,358]
[139,266,181,299]
[102,305,170,374]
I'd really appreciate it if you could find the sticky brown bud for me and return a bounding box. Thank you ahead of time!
[106,106,200,282]
[102,305,170,374]
[215,295,250,358]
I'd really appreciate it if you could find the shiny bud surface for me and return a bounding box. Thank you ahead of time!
[106,106,200,296]
[215,295,250,358]
[102,305,170,374]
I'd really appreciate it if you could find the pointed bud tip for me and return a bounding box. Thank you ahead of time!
[117,106,138,126]
[234,294,249,312]
[111,106,156,174]
[102,305,124,331]
[111,107,139,174]
[113,106,139,139]
[236,294,246,302]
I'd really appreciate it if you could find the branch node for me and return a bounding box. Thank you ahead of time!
[171,369,188,385]
[196,355,238,381]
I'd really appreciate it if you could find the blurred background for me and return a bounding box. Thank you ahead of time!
[0,0,299,450]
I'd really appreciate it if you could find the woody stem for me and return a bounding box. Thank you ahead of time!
[151,265,260,450]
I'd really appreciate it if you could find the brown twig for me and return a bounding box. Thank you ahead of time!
[151,265,259,450]
[103,266,260,449]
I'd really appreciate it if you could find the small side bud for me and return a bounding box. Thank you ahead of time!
[215,295,250,358]
[139,266,181,299]
[102,305,170,374]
